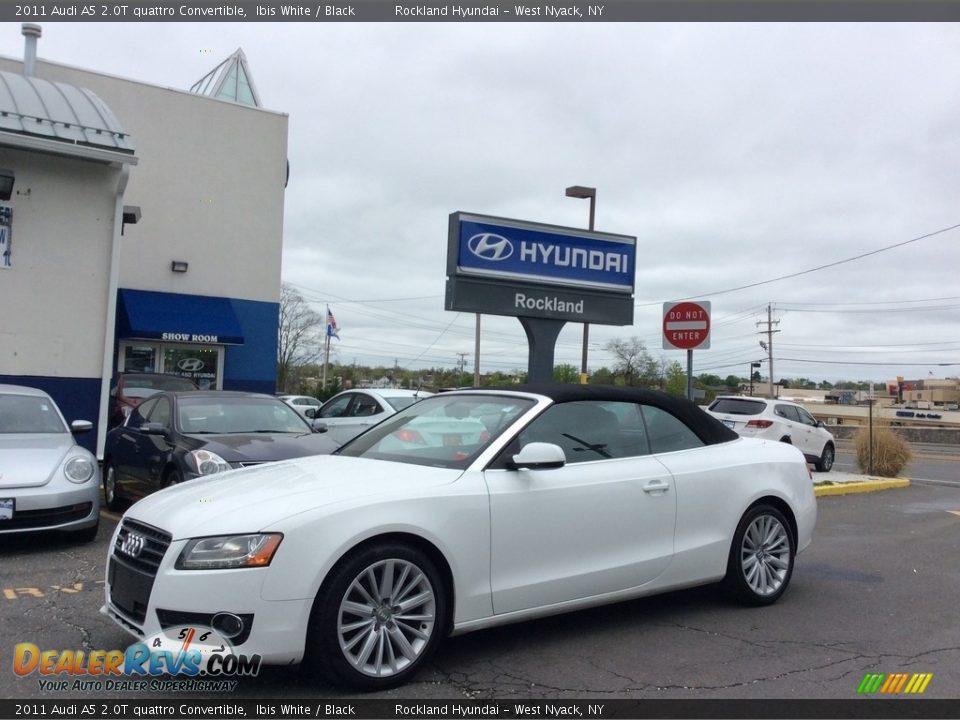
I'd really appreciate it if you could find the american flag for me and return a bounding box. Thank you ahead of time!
[326,306,340,339]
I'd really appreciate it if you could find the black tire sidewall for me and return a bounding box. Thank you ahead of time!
[725,504,795,606]
[103,463,122,511]
[818,444,834,472]
[307,542,446,691]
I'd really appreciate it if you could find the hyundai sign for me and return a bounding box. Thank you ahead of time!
[446,212,636,325]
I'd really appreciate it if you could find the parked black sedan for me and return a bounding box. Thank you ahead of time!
[102,391,339,510]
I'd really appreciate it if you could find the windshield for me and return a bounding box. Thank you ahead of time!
[384,396,418,412]
[0,394,67,434]
[709,398,766,416]
[337,394,535,469]
[177,396,310,434]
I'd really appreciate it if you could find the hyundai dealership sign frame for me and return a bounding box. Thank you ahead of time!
[445,212,637,325]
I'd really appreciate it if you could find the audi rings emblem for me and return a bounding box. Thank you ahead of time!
[467,233,514,261]
[177,358,205,372]
[119,532,146,559]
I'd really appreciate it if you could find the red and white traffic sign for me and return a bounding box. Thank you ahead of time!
[663,301,711,350]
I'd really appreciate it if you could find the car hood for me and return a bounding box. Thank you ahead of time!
[189,432,339,462]
[124,455,461,539]
[0,434,72,488]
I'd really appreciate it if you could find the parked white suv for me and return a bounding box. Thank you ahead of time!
[705,396,835,472]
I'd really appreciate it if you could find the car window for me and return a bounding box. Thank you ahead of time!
[147,397,172,428]
[384,396,418,412]
[796,407,818,426]
[351,395,382,417]
[518,401,650,463]
[709,398,766,415]
[775,404,801,422]
[129,397,158,427]
[320,394,353,418]
[641,405,704,453]
[177,397,309,434]
[0,394,67,434]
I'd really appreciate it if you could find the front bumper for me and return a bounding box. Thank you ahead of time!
[102,520,314,665]
[0,480,100,534]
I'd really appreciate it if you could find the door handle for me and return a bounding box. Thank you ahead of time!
[643,480,670,494]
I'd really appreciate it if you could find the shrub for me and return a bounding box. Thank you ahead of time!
[854,427,912,477]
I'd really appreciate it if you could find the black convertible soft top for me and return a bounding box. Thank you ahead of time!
[469,383,739,447]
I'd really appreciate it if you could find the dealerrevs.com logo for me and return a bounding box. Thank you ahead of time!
[13,625,261,693]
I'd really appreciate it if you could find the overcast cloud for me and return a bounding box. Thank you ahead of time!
[4,21,959,383]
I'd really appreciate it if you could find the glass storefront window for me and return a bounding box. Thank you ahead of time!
[119,342,223,390]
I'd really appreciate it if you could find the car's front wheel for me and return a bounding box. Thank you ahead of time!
[815,443,835,472]
[103,462,122,511]
[724,504,795,606]
[306,542,446,690]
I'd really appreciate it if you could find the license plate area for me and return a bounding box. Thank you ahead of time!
[0,498,13,520]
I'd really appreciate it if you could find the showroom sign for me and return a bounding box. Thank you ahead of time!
[446,212,636,325]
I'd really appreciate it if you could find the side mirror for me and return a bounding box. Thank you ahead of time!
[70,420,93,434]
[311,420,328,434]
[507,442,566,470]
[140,422,168,436]
[304,408,317,419]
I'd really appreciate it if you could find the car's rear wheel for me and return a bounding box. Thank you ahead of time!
[724,504,795,606]
[815,443,835,472]
[306,542,446,690]
[103,462,123,511]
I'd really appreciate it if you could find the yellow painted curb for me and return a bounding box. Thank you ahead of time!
[815,478,911,497]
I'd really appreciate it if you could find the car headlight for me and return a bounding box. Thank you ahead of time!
[64,456,95,484]
[186,449,231,475]
[175,533,283,570]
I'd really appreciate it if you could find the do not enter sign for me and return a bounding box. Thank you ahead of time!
[663,301,711,350]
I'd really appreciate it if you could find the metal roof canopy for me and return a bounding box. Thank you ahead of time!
[0,70,136,163]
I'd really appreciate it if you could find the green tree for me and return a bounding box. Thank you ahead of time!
[663,360,687,396]
[553,363,580,384]
[604,337,655,387]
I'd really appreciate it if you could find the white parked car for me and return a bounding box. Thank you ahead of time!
[312,388,432,444]
[0,384,101,541]
[277,394,322,419]
[102,386,817,690]
[705,395,836,472]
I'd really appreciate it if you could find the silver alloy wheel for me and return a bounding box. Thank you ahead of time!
[336,558,437,678]
[739,514,791,596]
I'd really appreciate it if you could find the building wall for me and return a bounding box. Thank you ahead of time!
[0,55,289,306]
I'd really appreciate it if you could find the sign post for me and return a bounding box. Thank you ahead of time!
[662,301,712,401]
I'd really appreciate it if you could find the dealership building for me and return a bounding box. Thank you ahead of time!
[0,25,289,454]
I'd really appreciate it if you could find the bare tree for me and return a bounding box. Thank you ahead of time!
[603,337,656,387]
[277,283,323,393]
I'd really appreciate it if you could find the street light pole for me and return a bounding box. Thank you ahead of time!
[565,185,596,385]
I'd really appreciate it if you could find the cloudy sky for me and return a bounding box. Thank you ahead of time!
[4,21,959,384]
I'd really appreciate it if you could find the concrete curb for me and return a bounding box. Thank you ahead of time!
[814,478,911,497]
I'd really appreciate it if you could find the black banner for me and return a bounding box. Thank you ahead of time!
[2,699,959,719]
[3,1,960,23]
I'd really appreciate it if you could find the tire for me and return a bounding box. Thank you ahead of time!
[162,469,183,489]
[815,443,835,473]
[723,504,795,606]
[306,542,446,691]
[103,462,123,512]
[72,519,100,543]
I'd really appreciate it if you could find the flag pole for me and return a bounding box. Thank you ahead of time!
[322,332,330,392]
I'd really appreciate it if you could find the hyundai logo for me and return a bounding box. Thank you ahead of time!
[467,233,514,261]
[119,532,145,559]
[177,358,205,372]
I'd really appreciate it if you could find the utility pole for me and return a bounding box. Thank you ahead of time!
[456,352,468,382]
[757,304,780,398]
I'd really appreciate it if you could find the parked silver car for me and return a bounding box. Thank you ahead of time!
[0,384,101,541]
[313,388,433,444]
[704,395,835,472]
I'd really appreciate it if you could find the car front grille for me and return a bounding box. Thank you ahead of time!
[108,518,172,625]
[0,502,93,530]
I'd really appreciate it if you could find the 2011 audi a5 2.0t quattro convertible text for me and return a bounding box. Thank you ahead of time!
[102,385,817,690]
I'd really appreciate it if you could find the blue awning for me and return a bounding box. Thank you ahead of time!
[117,289,244,345]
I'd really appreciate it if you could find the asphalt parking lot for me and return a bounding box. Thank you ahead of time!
[2,480,959,702]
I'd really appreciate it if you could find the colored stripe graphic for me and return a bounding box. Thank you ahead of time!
[857,672,933,694]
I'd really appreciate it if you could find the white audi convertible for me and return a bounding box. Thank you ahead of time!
[103,385,817,690]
